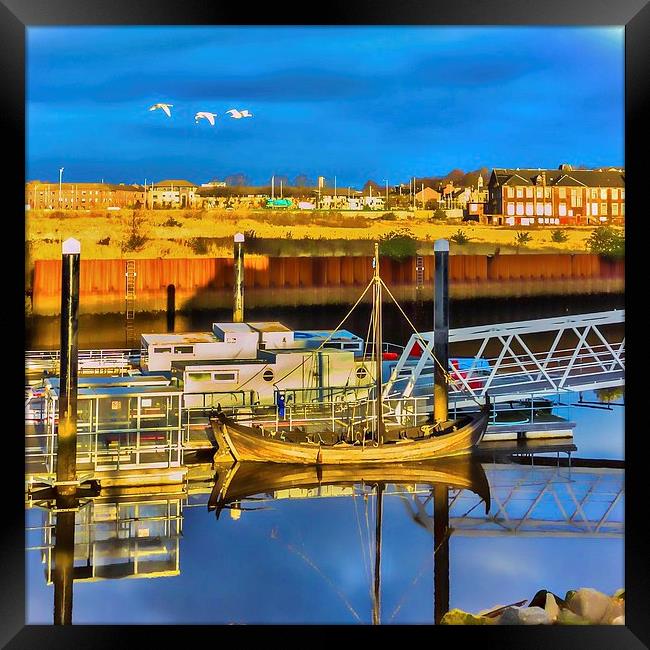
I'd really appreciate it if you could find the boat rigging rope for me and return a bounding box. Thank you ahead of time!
[268,277,375,387]
[379,278,484,408]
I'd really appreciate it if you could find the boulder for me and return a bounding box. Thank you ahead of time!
[611,615,625,625]
[567,588,611,623]
[498,606,550,625]
[440,609,491,625]
[602,598,625,624]
[544,593,560,623]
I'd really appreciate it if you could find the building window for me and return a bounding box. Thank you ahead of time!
[622,204,625,215]
[536,203,544,216]
[544,188,551,198]
[187,372,212,382]
[600,202,608,215]
[213,371,238,382]
[558,187,566,199]
[516,187,523,198]
[621,190,625,200]
[591,189,598,199]
[612,203,619,215]
[600,188,607,199]
[559,203,567,216]
[591,203,599,215]
[525,203,533,216]
[525,187,533,198]
[535,188,543,199]
[544,203,552,216]
[611,188,618,200]
[516,203,524,215]
[507,203,515,216]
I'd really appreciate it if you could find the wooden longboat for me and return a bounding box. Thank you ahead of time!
[208,457,491,518]
[209,399,490,465]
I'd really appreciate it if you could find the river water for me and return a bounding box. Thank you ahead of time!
[24,292,624,624]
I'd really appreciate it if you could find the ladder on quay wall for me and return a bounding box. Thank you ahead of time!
[125,260,137,348]
[415,256,425,290]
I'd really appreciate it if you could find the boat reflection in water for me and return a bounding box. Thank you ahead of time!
[208,457,491,624]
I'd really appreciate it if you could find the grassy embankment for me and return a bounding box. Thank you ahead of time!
[25,208,620,262]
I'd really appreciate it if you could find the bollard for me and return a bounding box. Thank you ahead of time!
[233,233,244,323]
[434,239,449,424]
[57,238,80,496]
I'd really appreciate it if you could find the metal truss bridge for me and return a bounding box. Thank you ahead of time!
[384,310,625,407]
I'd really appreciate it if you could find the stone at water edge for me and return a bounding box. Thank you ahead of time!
[611,615,625,625]
[440,609,492,625]
[567,588,613,623]
[544,593,560,623]
[601,597,625,624]
[498,606,551,625]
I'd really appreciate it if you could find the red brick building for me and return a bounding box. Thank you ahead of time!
[26,181,145,210]
[487,165,625,226]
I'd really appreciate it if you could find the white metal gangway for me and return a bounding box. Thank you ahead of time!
[384,310,625,407]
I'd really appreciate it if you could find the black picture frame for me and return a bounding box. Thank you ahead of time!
[4,0,646,646]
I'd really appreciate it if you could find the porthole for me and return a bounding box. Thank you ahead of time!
[356,366,368,380]
[263,369,274,382]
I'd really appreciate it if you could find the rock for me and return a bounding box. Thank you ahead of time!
[613,588,625,600]
[602,598,625,624]
[544,593,560,623]
[556,609,590,625]
[611,615,625,625]
[440,609,491,625]
[498,606,550,625]
[567,588,611,623]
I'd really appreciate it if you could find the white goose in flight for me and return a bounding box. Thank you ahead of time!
[195,111,217,126]
[226,109,253,119]
[149,103,173,117]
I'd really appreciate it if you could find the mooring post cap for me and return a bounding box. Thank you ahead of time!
[434,239,449,252]
[234,233,245,243]
[62,238,81,254]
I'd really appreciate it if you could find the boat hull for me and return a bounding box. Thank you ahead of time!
[210,405,490,465]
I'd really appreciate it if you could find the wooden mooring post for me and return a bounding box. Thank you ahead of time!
[233,233,245,323]
[56,239,80,496]
[434,239,449,424]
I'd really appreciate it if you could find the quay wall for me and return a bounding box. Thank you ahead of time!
[30,254,624,315]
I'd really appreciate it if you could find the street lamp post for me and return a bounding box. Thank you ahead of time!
[383,179,389,210]
[59,167,64,207]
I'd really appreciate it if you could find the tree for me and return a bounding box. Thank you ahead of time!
[294,174,313,187]
[225,173,248,187]
[586,226,625,258]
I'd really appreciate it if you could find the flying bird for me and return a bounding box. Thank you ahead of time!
[226,109,253,119]
[195,111,217,126]
[149,103,173,117]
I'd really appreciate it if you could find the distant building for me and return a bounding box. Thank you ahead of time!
[148,180,198,208]
[25,181,145,210]
[201,179,227,188]
[487,165,625,225]
[414,186,442,205]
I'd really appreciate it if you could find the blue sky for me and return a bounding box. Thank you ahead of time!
[27,26,624,187]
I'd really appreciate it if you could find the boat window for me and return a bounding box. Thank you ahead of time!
[342,343,360,350]
[262,369,274,382]
[212,371,238,382]
[187,372,212,382]
[173,346,194,354]
[356,366,368,380]
[153,347,172,354]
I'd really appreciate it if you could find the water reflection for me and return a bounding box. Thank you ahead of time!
[28,451,624,625]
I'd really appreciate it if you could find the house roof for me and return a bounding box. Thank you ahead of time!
[491,168,625,188]
[155,179,197,188]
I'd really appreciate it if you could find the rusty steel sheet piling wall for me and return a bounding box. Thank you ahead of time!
[30,254,624,315]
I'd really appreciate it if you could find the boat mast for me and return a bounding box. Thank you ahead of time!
[372,482,384,625]
[373,242,383,444]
